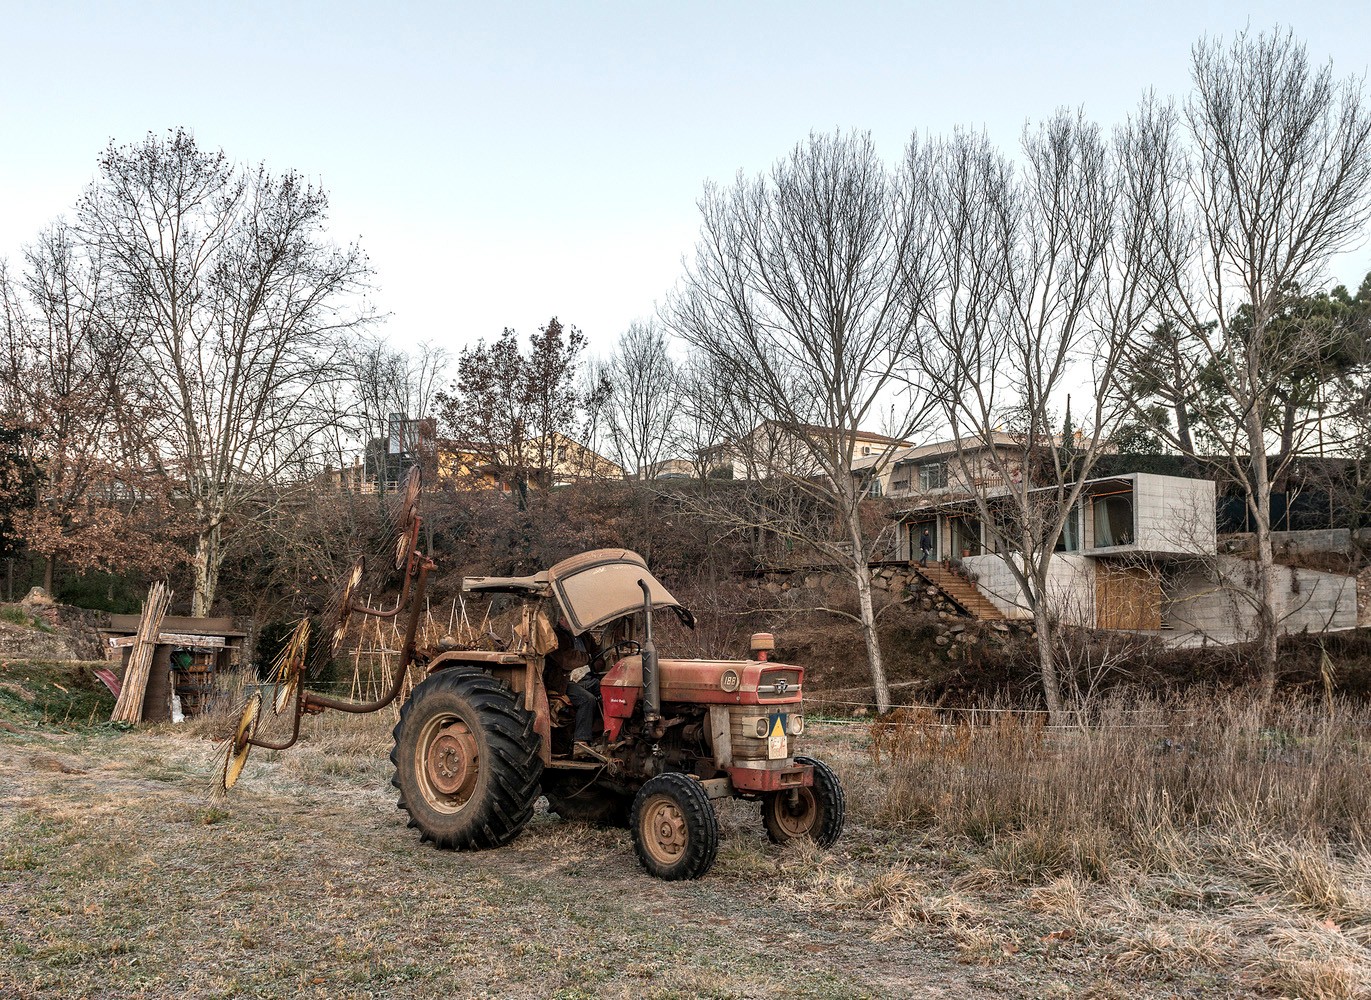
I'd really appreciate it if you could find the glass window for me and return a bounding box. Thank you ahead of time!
[1056,504,1081,552]
[1092,494,1134,547]
[919,462,947,490]
[952,517,982,556]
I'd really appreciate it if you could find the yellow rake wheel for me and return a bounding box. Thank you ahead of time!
[330,557,365,656]
[272,619,310,715]
[222,691,263,792]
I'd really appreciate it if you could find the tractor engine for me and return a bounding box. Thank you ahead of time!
[600,655,807,792]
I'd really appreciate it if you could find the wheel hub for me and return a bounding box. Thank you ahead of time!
[426,720,479,799]
[642,798,688,862]
[771,788,818,838]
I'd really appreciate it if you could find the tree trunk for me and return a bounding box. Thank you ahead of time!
[1253,525,1280,704]
[191,522,224,617]
[1174,398,1195,456]
[845,506,890,713]
[1247,410,1280,704]
[1032,573,1065,724]
[43,554,56,595]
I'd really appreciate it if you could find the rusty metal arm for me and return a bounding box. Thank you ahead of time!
[350,520,423,621]
[247,557,432,749]
[304,557,431,715]
[247,694,307,751]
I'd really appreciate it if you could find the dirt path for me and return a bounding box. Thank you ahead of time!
[0,726,1037,1000]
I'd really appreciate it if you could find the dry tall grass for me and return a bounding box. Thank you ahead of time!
[835,695,1371,995]
[874,695,1371,863]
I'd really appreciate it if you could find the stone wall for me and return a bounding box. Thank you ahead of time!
[0,591,107,661]
[869,563,974,617]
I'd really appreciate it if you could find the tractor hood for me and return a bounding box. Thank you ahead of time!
[546,549,686,635]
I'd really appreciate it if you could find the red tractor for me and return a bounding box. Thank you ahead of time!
[397,549,844,879]
[222,475,842,879]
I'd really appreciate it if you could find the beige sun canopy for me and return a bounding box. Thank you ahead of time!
[546,549,682,635]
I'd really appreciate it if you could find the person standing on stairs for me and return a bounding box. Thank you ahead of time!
[919,529,933,568]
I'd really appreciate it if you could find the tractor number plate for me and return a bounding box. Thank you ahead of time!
[767,714,788,760]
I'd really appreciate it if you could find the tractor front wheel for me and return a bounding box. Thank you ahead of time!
[761,755,845,848]
[391,668,543,850]
[630,773,719,880]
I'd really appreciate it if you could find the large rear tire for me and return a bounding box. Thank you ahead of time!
[391,668,543,850]
[630,772,719,880]
[761,754,845,848]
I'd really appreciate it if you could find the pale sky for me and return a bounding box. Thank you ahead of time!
[2,1,1370,360]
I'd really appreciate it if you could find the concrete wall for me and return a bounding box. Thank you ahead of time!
[1135,474,1216,555]
[963,553,1094,624]
[1221,529,1355,558]
[1165,556,1358,639]
[1084,473,1215,557]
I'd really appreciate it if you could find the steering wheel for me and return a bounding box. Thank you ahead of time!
[590,639,640,667]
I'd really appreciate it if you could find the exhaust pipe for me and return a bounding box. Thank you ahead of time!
[638,579,662,734]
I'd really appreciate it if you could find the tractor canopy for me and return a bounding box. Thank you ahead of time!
[546,549,686,635]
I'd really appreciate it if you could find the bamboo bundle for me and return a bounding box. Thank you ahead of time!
[111,582,172,723]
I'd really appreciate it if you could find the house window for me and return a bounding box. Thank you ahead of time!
[1055,504,1081,552]
[1093,494,1134,547]
[951,516,982,556]
[864,476,883,498]
[556,445,567,462]
[919,462,947,490]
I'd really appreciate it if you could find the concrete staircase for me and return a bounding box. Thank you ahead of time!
[911,564,1006,621]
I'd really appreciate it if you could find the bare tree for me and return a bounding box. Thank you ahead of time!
[77,129,375,615]
[1124,30,1371,699]
[577,352,613,463]
[916,110,1158,720]
[673,348,762,481]
[336,336,449,486]
[666,130,938,712]
[0,227,183,591]
[604,321,680,478]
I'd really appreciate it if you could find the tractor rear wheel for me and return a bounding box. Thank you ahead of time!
[391,667,543,850]
[543,775,632,828]
[630,772,719,880]
[761,755,845,848]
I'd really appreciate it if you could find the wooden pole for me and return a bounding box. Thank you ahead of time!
[111,582,172,724]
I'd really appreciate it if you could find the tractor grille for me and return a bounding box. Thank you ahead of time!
[755,668,801,701]
[728,706,794,763]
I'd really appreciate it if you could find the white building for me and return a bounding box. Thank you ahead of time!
[897,472,1359,643]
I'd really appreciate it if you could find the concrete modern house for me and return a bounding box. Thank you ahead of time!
[895,472,1359,644]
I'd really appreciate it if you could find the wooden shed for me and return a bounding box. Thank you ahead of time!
[100,614,250,721]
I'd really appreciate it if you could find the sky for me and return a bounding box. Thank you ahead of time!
[2,1,1370,364]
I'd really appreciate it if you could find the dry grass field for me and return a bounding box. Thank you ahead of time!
[3,666,1371,998]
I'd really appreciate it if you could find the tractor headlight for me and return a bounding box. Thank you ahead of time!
[720,669,740,693]
[754,717,770,738]
[788,715,804,736]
